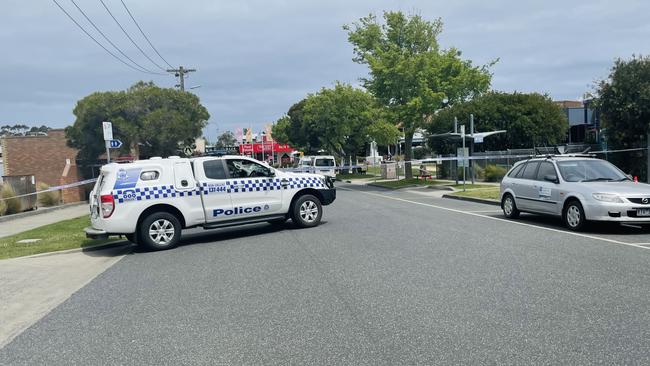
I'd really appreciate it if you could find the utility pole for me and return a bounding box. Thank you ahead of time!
[167,66,196,91]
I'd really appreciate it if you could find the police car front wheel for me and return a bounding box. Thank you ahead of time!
[292,195,322,228]
[139,212,182,250]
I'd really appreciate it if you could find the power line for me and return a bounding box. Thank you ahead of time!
[68,0,162,75]
[99,0,167,72]
[119,0,174,69]
[51,0,161,75]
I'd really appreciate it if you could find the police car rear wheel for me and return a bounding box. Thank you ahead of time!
[292,195,322,228]
[139,212,182,250]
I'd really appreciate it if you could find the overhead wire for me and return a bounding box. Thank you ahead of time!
[119,0,174,69]
[98,0,168,72]
[51,0,161,75]
[68,0,163,75]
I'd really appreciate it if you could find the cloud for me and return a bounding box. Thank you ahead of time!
[2,0,649,142]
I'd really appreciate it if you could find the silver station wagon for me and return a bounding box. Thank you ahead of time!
[500,155,650,230]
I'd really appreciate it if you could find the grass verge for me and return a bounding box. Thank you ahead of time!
[0,216,117,260]
[451,188,501,200]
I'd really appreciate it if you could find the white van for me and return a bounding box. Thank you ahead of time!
[296,156,337,178]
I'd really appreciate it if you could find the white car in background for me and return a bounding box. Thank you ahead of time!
[500,155,650,230]
[296,156,337,178]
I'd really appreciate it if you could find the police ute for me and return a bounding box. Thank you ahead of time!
[84,155,336,250]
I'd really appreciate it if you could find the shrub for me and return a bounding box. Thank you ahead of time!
[37,182,61,207]
[485,165,507,182]
[1,184,22,214]
[413,146,430,160]
[0,192,6,216]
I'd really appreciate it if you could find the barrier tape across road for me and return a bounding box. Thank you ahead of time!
[2,147,645,200]
[0,178,98,201]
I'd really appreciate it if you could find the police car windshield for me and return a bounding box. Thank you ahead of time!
[557,160,626,182]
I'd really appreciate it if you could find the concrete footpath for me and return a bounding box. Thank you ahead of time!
[0,204,89,238]
[0,245,131,348]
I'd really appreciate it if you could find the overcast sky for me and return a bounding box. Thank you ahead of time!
[3,0,649,141]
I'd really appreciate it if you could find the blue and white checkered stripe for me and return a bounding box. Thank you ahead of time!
[283,177,324,190]
[113,177,325,203]
[112,185,202,203]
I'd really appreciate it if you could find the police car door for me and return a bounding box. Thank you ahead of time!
[225,158,283,219]
[195,158,234,223]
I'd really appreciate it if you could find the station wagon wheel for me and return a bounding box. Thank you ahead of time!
[292,194,322,228]
[139,212,182,251]
[564,200,586,231]
[502,193,520,219]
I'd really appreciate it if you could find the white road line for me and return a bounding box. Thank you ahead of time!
[339,187,650,251]
[466,210,503,213]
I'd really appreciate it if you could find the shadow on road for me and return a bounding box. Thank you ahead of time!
[129,220,328,253]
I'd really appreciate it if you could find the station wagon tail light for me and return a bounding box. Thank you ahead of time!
[592,193,624,203]
[100,194,115,218]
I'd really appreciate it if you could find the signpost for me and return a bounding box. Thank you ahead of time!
[102,122,113,163]
[109,139,123,149]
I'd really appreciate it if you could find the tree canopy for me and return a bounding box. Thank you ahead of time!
[1,124,49,136]
[345,11,493,177]
[596,55,650,146]
[215,131,238,148]
[427,92,568,151]
[66,81,209,165]
[274,83,382,159]
[594,55,650,179]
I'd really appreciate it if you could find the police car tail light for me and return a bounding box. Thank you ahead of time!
[100,194,115,218]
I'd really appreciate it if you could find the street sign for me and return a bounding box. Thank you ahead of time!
[109,139,123,149]
[102,121,113,141]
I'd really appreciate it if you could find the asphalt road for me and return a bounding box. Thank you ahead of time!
[2,184,650,365]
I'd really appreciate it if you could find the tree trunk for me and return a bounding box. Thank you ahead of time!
[404,132,414,179]
[130,140,140,161]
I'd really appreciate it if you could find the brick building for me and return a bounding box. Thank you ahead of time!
[1,129,86,203]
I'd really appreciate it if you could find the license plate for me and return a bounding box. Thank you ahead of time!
[637,208,650,217]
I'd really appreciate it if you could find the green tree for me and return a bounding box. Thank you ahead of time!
[428,92,568,151]
[272,99,320,153]
[595,55,650,179]
[301,82,378,160]
[345,11,493,178]
[215,131,238,148]
[66,81,209,166]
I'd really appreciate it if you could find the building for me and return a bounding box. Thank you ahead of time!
[239,142,294,165]
[1,129,86,203]
[555,100,600,143]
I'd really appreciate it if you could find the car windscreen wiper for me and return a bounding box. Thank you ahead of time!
[581,177,613,182]
[616,177,631,181]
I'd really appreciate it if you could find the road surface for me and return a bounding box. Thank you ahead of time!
[2,184,650,365]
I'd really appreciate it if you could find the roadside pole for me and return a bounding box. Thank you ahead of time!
[647,132,650,183]
[102,121,113,164]
[470,114,475,185]
[461,125,466,192]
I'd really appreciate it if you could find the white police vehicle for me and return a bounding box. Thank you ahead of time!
[84,155,336,250]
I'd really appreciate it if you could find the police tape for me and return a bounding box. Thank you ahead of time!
[0,178,98,201]
[281,148,649,172]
